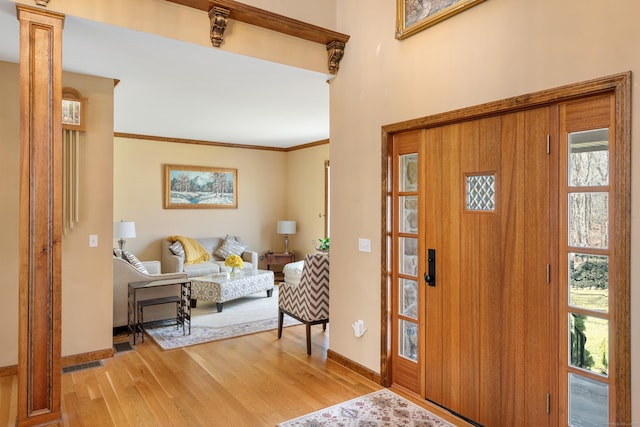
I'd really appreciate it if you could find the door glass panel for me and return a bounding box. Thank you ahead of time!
[568,193,608,249]
[569,313,609,376]
[568,128,609,187]
[568,373,608,427]
[466,174,495,211]
[569,253,608,312]
[400,278,418,319]
[398,237,418,276]
[399,196,418,233]
[400,154,418,192]
[399,319,418,361]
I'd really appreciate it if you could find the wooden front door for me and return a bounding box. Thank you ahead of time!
[421,107,554,425]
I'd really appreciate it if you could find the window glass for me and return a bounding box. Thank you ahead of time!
[400,278,418,319]
[568,373,608,427]
[568,253,608,312]
[569,313,609,376]
[398,237,418,276]
[568,129,609,187]
[399,320,418,362]
[399,196,418,233]
[568,193,608,249]
[400,154,418,192]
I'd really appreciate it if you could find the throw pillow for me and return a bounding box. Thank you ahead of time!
[122,250,149,274]
[113,248,122,258]
[213,236,247,259]
[169,241,185,258]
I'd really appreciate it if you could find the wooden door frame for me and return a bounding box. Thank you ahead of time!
[380,72,631,422]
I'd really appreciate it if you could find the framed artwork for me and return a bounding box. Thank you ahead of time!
[164,164,238,209]
[396,0,487,40]
[62,87,87,131]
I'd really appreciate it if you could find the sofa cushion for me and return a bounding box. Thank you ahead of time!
[213,236,247,259]
[167,235,211,264]
[168,241,185,257]
[122,250,149,274]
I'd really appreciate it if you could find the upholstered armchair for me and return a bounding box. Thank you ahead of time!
[278,253,329,355]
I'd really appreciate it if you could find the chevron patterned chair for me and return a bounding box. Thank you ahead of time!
[278,253,330,355]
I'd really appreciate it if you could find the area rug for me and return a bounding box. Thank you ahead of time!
[277,389,455,427]
[145,286,300,350]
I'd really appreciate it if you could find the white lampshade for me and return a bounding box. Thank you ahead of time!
[114,221,136,239]
[277,220,296,235]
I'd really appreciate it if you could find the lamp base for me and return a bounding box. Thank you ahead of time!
[284,235,289,254]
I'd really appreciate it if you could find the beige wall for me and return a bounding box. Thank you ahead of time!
[0,61,19,367]
[330,0,639,418]
[285,144,329,258]
[0,63,114,365]
[114,138,286,262]
[113,139,328,266]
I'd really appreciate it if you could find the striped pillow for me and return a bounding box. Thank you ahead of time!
[122,250,149,274]
[213,237,247,259]
[169,241,185,258]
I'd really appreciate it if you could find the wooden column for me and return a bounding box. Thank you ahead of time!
[16,5,65,427]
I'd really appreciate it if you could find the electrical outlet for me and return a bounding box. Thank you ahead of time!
[89,234,98,247]
[358,238,371,253]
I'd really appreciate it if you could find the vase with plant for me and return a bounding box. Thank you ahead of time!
[224,254,244,277]
[314,237,330,253]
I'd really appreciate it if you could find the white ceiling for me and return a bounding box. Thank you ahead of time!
[0,1,331,148]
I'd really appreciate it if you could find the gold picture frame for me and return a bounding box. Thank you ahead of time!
[62,87,87,131]
[164,164,238,209]
[396,0,487,40]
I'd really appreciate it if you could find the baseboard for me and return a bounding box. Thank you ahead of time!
[327,349,381,384]
[62,348,114,368]
[0,348,114,377]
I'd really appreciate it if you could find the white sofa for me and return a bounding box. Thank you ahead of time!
[161,236,258,277]
[113,256,188,328]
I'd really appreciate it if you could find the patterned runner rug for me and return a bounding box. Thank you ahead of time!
[145,286,300,350]
[277,389,456,427]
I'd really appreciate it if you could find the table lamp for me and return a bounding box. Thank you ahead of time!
[277,220,296,254]
[114,220,136,251]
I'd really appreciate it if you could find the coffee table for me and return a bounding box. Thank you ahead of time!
[190,269,275,312]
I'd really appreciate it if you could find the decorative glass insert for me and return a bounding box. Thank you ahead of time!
[400,278,418,319]
[399,196,418,233]
[568,128,609,187]
[466,174,495,211]
[398,237,418,276]
[568,253,608,313]
[400,154,418,192]
[569,313,609,376]
[568,373,608,427]
[568,193,609,249]
[399,319,418,361]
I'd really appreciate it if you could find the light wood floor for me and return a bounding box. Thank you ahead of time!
[0,324,467,426]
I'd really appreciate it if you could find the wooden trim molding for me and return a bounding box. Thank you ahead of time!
[114,132,328,152]
[166,0,350,74]
[16,4,65,426]
[327,349,382,385]
[0,349,115,378]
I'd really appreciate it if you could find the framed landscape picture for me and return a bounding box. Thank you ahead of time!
[396,0,487,40]
[164,164,238,209]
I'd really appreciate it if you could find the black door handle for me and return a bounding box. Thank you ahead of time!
[424,248,436,287]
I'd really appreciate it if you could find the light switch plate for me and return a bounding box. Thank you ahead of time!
[358,238,371,253]
[89,234,98,247]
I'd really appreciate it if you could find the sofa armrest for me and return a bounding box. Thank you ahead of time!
[161,239,185,273]
[242,250,258,268]
[142,260,161,274]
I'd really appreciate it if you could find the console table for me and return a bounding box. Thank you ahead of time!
[265,252,295,282]
[128,277,191,344]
